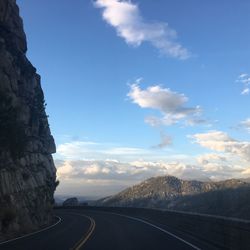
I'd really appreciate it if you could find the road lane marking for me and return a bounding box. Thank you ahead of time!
[108,212,201,250]
[0,216,62,245]
[69,213,96,250]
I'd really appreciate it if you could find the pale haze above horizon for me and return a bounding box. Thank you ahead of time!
[17,0,250,197]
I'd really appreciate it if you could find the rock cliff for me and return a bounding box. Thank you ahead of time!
[0,0,57,240]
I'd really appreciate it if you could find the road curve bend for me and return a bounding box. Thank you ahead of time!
[0,208,210,250]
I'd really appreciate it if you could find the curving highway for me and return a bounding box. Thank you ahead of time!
[0,209,210,250]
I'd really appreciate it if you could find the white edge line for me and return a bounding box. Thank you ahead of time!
[109,212,201,250]
[0,216,62,245]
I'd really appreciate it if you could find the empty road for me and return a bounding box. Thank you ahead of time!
[0,209,205,250]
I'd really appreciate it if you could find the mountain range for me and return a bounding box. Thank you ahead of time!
[95,175,250,219]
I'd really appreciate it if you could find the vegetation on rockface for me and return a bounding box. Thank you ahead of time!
[0,82,51,160]
[30,84,50,137]
[22,172,30,181]
[0,194,16,231]
[0,90,27,159]
[0,207,16,231]
[55,180,60,188]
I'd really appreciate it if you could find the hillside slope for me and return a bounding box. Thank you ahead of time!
[96,175,250,219]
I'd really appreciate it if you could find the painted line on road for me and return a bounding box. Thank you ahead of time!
[0,216,62,245]
[109,212,201,250]
[69,213,96,250]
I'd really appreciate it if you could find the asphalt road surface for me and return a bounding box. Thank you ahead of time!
[0,209,203,250]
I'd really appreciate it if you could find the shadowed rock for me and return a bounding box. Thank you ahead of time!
[0,0,57,240]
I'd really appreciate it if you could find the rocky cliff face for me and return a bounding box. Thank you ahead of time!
[0,0,57,239]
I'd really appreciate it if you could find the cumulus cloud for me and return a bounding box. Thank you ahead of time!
[192,130,250,162]
[56,161,74,179]
[56,158,250,188]
[236,73,250,95]
[55,133,250,196]
[94,0,190,59]
[128,81,202,127]
[196,153,227,165]
[56,159,168,182]
[242,168,250,175]
[195,152,247,180]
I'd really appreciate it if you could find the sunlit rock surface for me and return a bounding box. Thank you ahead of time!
[0,0,57,239]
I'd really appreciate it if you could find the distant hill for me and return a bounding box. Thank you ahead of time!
[95,176,250,219]
[54,195,99,205]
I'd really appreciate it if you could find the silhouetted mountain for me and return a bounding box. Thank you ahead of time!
[63,197,79,207]
[96,176,250,219]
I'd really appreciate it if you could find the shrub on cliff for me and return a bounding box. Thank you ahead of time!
[0,91,27,159]
[0,207,16,231]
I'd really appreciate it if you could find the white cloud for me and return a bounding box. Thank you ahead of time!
[239,118,250,133]
[241,88,250,95]
[242,168,250,175]
[84,164,102,175]
[128,84,188,112]
[56,140,180,162]
[94,0,190,59]
[192,130,250,162]
[237,73,250,95]
[55,133,250,197]
[102,147,147,155]
[56,158,250,194]
[56,161,74,179]
[57,141,101,159]
[128,81,202,127]
[239,73,248,78]
[196,153,227,165]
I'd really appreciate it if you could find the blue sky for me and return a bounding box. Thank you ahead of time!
[17,0,250,197]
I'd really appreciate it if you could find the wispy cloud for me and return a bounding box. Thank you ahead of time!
[94,0,190,59]
[152,131,172,149]
[128,80,202,127]
[236,73,250,95]
[238,118,250,133]
[56,140,179,162]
